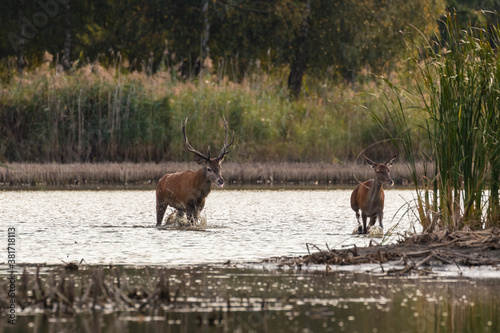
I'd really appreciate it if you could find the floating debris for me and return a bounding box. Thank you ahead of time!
[276,229,500,275]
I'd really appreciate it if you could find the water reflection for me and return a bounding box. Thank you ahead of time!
[4,267,499,333]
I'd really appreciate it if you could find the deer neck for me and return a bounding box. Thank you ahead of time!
[369,179,384,203]
[194,168,213,196]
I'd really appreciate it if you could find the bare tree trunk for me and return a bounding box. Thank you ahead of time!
[62,2,72,71]
[202,0,210,59]
[288,0,311,99]
[16,6,27,76]
[201,0,210,73]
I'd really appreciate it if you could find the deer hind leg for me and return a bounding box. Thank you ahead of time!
[156,202,168,227]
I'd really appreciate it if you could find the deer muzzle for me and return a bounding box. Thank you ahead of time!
[217,178,224,188]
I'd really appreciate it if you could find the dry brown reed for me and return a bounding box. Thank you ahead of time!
[277,228,500,274]
[0,266,186,314]
[0,162,427,188]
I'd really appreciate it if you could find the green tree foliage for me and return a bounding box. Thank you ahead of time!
[4,1,500,165]
[306,0,444,80]
[1,0,448,80]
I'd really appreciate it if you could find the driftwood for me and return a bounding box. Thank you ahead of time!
[274,228,500,275]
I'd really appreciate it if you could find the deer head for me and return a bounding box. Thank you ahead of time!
[182,117,234,187]
[364,154,397,186]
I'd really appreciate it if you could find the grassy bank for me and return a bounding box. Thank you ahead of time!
[0,161,426,188]
[0,63,424,164]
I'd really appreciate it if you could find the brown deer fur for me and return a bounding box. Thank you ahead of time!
[156,118,233,226]
[350,155,397,234]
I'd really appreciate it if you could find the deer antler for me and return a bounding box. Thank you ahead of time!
[217,117,234,161]
[182,118,209,161]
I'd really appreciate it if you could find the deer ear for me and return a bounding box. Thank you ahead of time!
[195,155,207,165]
[364,156,375,167]
[385,154,397,168]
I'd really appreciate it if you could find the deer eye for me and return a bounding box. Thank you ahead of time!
[207,167,213,172]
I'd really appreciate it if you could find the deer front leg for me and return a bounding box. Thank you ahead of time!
[156,202,167,227]
[377,211,384,230]
[186,207,198,225]
[361,213,368,234]
[367,216,377,233]
[354,209,361,225]
[354,209,363,234]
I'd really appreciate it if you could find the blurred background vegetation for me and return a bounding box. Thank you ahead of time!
[0,0,498,163]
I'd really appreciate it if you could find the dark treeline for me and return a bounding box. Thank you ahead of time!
[1,1,499,164]
[2,0,489,85]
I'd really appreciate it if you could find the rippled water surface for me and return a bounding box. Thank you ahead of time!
[5,266,500,333]
[2,189,419,265]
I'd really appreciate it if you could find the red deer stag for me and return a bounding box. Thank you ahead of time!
[156,118,234,226]
[350,155,397,234]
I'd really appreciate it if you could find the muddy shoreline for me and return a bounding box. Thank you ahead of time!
[273,229,500,275]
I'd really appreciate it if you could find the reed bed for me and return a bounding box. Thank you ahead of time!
[0,60,424,164]
[0,161,425,188]
[378,14,500,230]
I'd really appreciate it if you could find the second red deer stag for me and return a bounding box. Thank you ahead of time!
[350,155,397,234]
[156,118,234,227]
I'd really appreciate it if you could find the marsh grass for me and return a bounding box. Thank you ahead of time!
[378,13,500,230]
[0,60,423,164]
[0,161,425,188]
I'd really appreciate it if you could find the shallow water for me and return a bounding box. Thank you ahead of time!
[2,190,499,333]
[1,189,419,265]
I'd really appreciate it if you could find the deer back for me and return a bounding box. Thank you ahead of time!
[157,169,211,210]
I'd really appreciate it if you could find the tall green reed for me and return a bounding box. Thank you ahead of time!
[379,13,500,230]
[1,63,415,164]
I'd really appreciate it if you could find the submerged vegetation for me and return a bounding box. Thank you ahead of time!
[2,263,499,331]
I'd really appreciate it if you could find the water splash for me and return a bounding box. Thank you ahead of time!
[161,210,208,230]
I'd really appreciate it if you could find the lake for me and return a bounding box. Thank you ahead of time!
[2,189,500,333]
[1,189,420,265]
